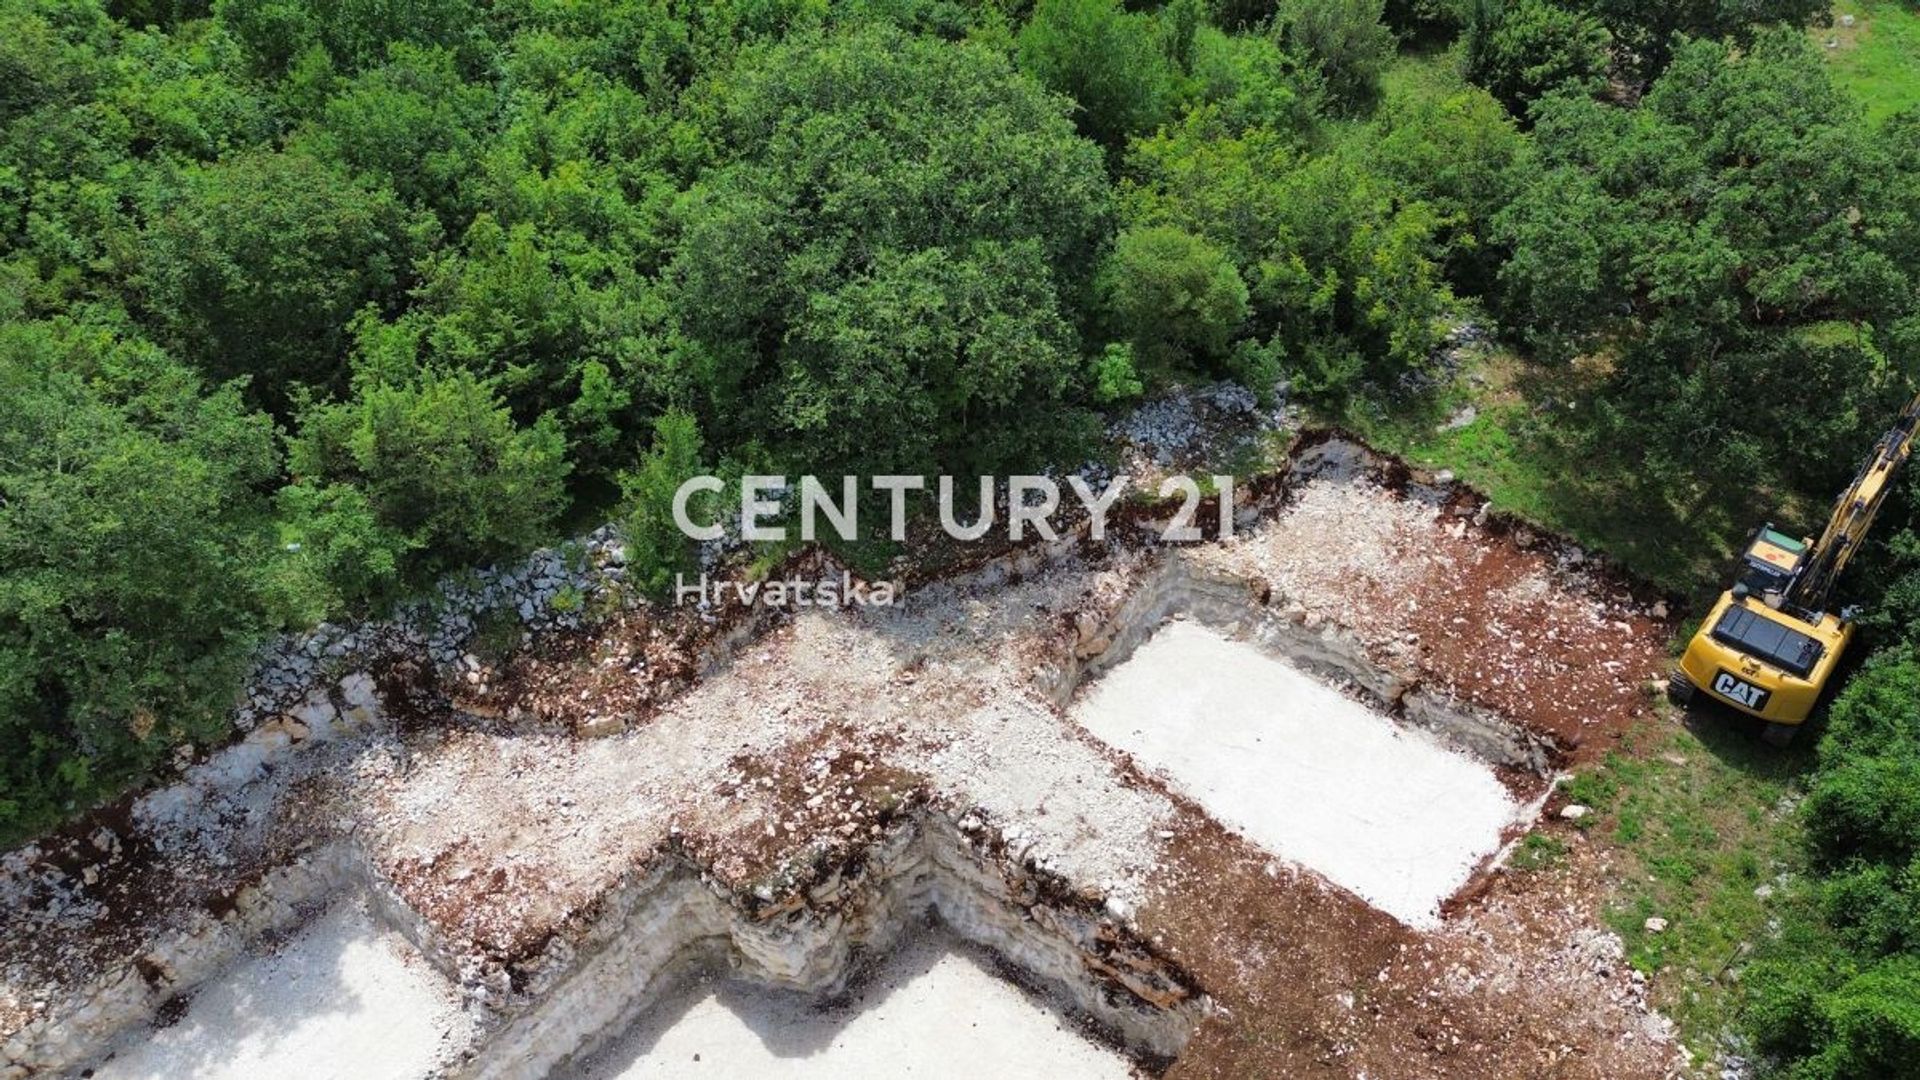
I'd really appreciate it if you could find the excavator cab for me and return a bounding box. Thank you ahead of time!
[1735,526,1808,606]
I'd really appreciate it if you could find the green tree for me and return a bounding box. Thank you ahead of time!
[663,25,1112,473]
[1091,342,1146,403]
[0,0,115,127]
[485,0,693,99]
[1186,24,1324,138]
[781,240,1089,474]
[1808,957,1920,1079]
[1363,77,1537,294]
[1271,0,1395,115]
[1568,0,1826,82]
[215,0,486,76]
[284,367,571,604]
[1496,32,1916,493]
[1119,110,1302,271]
[108,27,277,161]
[409,216,605,421]
[1804,655,1920,869]
[139,149,429,411]
[269,481,409,621]
[313,43,492,220]
[0,319,280,844]
[619,408,707,596]
[1462,0,1612,117]
[1100,225,1249,374]
[390,55,676,479]
[1124,113,1454,397]
[1016,0,1179,152]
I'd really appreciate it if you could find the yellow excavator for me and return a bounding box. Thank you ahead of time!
[1670,391,1920,744]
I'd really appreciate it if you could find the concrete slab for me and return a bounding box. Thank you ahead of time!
[1073,621,1522,927]
[562,933,1134,1080]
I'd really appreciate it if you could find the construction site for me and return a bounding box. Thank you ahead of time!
[0,419,1695,1080]
[11,0,1920,1071]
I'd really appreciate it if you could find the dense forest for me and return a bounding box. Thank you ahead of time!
[2,0,1918,1071]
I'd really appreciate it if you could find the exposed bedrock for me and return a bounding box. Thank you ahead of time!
[460,812,1203,1079]
[11,433,1649,1078]
[26,804,1204,1079]
[4,845,358,1077]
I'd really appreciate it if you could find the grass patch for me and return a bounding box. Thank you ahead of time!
[1510,831,1569,870]
[1563,713,1814,1062]
[1820,0,1920,125]
[1336,347,1758,597]
[1379,39,1466,105]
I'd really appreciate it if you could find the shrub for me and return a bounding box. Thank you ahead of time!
[1819,859,1920,958]
[1100,226,1250,376]
[1749,653,1920,1075]
[1092,343,1146,404]
[1803,756,1920,871]
[1818,655,1920,763]
[1806,956,1920,1079]
[1186,24,1324,137]
[1803,658,1920,870]
[1746,948,1848,1065]
[284,368,571,606]
[619,409,709,597]
[1462,0,1611,118]
[270,482,411,620]
[0,319,281,845]
[1271,0,1395,115]
[1017,0,1180,151]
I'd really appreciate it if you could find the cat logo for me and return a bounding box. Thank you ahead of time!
[1712,670,1771,712]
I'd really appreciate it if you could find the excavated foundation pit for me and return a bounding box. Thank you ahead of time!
[79,558,1554,1079]
[1043,548,1560,931]
[8,434,1681,1080]
[451,813,1203,1080]
[76,809,1202,1080]
[1050,553,1563,778]
[1073,619,1528,928]
[558,931,1135,1080]
[90,898,473,1080]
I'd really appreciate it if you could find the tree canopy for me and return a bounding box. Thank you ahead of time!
[1498,31,1917,496]
[660,25,1113,474]
[0,318,280,837]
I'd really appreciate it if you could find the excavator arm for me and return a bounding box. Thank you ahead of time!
[1788,390,1920,615]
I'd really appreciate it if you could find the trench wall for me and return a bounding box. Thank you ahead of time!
[1046,556,1557,775]
[36,803,1204,1080]
[460,813,1203,1079]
